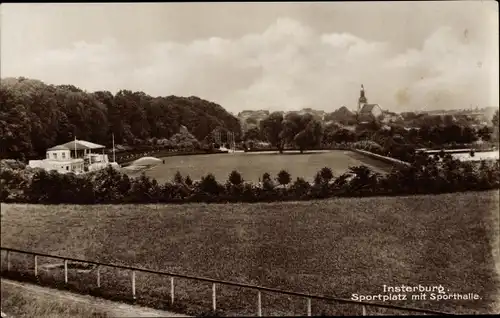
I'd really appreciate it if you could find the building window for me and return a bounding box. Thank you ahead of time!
[62,152,66,159]
[53,153,57,159]
[66,166,69,171]
[46,153,49,159]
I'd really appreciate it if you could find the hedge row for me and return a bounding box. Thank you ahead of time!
[1,153,499,205]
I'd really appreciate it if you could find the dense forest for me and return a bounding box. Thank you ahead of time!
[0,77,242,160]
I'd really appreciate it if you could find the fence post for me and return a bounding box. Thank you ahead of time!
[6,250,10,271]
[170,276,175,304]
[131,270,136,300]
[34,255,38,276]
[257,290,262,317]
[212,283,217,311]
[96,265,100,288]
[64,260,68,283]
[362,304,367,316]
[306,298,311,316]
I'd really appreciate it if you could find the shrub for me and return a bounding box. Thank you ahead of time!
[262,172,271,182]
[198,173,222,195]
[291,177,311,198]
[2,155,500,204]
[0,159,26,170]
[228,170,244,186]
[128,174,162,203]
[91,166,131,203]
[319,167,334,183]
[262,178,275,191]
[313,172,323,185]
[174,171,184,184]
[276,170,291,186]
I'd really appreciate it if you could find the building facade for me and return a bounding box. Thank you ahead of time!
[357,85,383,123]
[28,139,113,174]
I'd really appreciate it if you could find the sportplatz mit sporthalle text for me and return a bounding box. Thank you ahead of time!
[351,284,481,302]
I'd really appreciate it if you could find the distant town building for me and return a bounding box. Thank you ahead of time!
[357,85,383,123]
[325,105,356,124]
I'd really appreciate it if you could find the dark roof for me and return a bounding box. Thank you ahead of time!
[360,104,380,114]
[47,145,70,151]
[336,106,354,115]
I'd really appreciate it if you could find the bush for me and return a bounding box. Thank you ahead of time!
[262,172,271,182]
[276,170,291,186]
[198,173,222,196]
[313,172,323,185]
[1,154,499,204]
[174,171,184,184]
[291,177,311,198]
[319,167,334,183]
[228,170,244,186]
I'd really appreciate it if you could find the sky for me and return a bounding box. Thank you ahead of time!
[1,1,498,113]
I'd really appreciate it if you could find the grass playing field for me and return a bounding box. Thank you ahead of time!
[1,191,498,316]
[130,150,394,183]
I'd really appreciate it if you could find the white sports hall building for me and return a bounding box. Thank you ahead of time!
[28,139,119,174]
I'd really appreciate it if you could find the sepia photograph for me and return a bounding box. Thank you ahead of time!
[0,1,499,316]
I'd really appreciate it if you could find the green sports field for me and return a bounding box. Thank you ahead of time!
[134,150,394,183]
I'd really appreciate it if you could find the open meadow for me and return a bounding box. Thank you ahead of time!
[1,279,108,318]
[1,191,499,316]
[128,150,393,183]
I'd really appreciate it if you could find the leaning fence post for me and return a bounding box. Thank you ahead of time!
[6,250,10,271]
[362,304,367,316]
[306,298,311,316]
[212,283,217,311]
[34,255,38,276]
[64,259,68,283]
[170,276,175,304]
[131,270,136,300]
[257,290,262,317]
[96,265,101,288]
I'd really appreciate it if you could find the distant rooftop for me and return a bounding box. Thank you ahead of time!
[360,104,380,113]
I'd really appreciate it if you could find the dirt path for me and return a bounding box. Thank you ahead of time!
[1,279,190,317]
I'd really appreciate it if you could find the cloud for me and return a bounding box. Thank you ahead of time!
[3,18,497,113]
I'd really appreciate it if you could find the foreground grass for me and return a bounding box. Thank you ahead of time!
[1,279,108,318]
[137,150,392,183]
[1,191,499,315]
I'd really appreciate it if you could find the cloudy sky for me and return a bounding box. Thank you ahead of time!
[1,1,498,113]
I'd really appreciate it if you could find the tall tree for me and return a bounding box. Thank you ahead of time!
[260,112,285,153]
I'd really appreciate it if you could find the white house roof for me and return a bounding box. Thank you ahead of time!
[47,145,70,151]
[59,139,105,150]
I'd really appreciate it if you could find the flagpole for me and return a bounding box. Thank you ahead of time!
[112,133,116,163]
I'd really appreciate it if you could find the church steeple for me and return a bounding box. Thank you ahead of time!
[358,84,367,113]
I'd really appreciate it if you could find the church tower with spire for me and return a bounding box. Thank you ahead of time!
[358,84,367,113]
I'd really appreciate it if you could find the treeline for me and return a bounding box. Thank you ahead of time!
[243,111,499,162]
[0,77,241,160]
[1,154,499,204]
